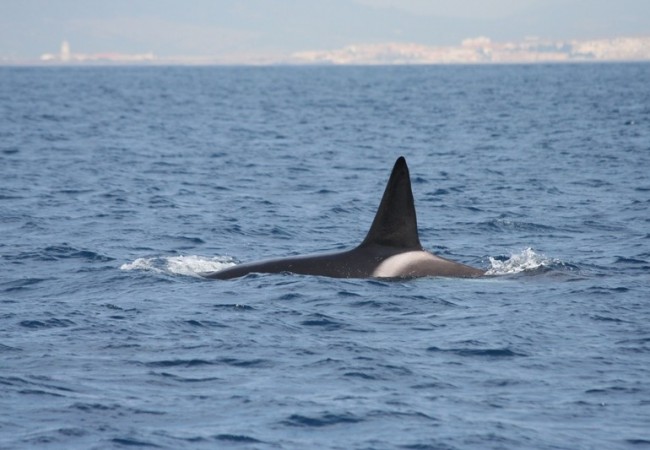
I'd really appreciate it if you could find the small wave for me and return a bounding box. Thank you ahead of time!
[145,359,215,368]
[0,344,21,352]
[479,218,559,233]
[2,278,49,293]
[120,255,235,277]
[7,245,114,263]
[300,313,345,330]
[19,318,75,329]
[182,319,228,328]
[426,346,525,357]
[212,304,255,311]
[344,371,376,380]
[486,247,563,275]
[155,372,222,383]
[283,412,363,427]
[143,357,269,368]
[214,434,262,443]
[111,437,161,448]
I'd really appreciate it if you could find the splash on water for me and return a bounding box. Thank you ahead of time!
[486,247,560,275]
[122,249,562,279]
[120,255,235,277]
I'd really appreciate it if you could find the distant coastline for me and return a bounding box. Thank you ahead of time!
[292,36,650,65]
[3,35,650,66]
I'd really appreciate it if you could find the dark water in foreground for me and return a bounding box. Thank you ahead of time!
[1,64,649,449]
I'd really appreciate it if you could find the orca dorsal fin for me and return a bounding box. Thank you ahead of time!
[358,156,423,250]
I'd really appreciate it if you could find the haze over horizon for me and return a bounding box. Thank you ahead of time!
[1,0,649,62]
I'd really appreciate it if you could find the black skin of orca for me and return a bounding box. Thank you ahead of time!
[204,157,484,280]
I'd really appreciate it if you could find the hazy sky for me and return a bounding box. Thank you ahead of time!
[1,0,649,59]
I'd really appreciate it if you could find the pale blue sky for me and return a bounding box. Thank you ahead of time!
[1,0,649,59]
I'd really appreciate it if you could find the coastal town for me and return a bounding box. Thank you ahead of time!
[8,35,650,65]
[293,35,650,64]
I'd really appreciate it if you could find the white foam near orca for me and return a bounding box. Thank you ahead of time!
[204,157,484,280]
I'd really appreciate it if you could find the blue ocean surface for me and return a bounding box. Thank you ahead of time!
[1,63,649,449]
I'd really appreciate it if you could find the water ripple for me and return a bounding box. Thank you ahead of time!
[283,412,363,427]
[426,346,526,357]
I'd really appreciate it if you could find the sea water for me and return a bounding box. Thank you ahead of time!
[1,64,649,449]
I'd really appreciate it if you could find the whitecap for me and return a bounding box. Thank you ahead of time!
[486,247,556,275]
[120,255,236,277]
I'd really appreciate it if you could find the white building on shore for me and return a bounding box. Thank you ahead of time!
[40,41,155,64]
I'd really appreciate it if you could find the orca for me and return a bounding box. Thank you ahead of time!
[204,157,484,280]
